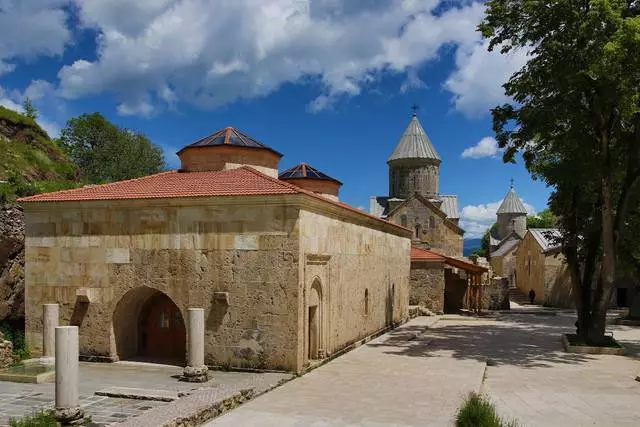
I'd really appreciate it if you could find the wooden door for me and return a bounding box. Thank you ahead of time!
[138,293,186,361]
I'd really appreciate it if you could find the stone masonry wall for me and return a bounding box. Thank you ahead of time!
[543,253,574,308]
[0,332,12,368]
[24,198,301,371]
[298,209,410,368]
[388,197,463,257]
[409,261,445,314]
[482,277,510,311]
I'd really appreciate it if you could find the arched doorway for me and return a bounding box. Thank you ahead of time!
[308,279,323,360]
[112,287,186,364]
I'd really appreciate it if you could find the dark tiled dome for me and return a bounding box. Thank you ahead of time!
[279,163,342,185]
[178,126,282,156]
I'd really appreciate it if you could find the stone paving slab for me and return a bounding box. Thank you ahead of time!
[118,372,291,426]
[208,316,488,427]
[0,362,291,426]
[481,311,640,427]
[95,387,180,402]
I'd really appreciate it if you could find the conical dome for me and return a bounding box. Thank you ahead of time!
[497,187,528,214]
[388,114,440,163]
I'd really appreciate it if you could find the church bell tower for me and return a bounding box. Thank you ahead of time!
[388,111,441,202]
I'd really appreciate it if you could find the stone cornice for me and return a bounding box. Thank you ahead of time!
[22,192,412,239]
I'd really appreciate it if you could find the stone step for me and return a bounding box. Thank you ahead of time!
[95,387,184,402]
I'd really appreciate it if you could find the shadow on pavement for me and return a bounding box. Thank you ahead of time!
[367,311,639,368]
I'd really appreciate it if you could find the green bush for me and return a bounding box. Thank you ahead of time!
[9,410,57,427]
[455,392,518,427]
[0,321,30,364]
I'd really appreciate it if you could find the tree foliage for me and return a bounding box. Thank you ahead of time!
[526,208,558,229]
[481,0,640,343]
[21,97,38,120]
[59,113,166,184]
[473,223,499,258]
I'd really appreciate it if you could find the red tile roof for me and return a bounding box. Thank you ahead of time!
[411,246,445,261]
[18,168,298,202]
[410,246,488,273]
[18,166,409,233]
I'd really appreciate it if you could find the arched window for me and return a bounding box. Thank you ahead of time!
[415,224,421,238]
[400,215,407,227]
[364,289,369,315]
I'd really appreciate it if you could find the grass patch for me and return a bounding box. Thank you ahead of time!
[565,334,623,348]
[9,410,56,427]
[455,392,519,427]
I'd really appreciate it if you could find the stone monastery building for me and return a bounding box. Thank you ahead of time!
[19,126,411,372]
[370,113,464,256]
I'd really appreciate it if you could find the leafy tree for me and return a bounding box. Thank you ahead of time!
[59,113,165,183]
[526,208,558,229]
[22,97,38,120]
[473,223,499,258]
[481,0,640,343]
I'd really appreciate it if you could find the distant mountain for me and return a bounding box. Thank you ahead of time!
[463,238,482,256]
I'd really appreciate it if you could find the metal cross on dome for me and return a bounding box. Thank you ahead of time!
[411,104,419,116]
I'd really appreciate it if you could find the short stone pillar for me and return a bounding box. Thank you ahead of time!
[183,308,208,382]
[42,304,59,363]
[55,326,85,425]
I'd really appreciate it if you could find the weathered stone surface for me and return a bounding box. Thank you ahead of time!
[409,261,445,314]
[0,332,13,368]
[387,196,463,257]
[515,232,573,308]
[0,204,25,321]
[24,197,410,373]
[95,387,180,402]
[482,278,510,311]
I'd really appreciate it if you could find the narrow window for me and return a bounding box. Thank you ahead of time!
[415,224,421,238]
[364,289,369,315]
[528,256,531,276]
[400,215,407,227]
[429,216,435,229]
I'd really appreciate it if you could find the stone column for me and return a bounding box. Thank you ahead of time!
[42,304,59,363]
[55,326,85,425]
[183,308,208,382]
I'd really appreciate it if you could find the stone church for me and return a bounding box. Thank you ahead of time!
[370,113,464,256]
[19,126,410,373]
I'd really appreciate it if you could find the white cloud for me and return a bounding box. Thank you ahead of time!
[0,61,16,77]
[400,68,427,93]
[0,1,71,73]
[461,136,500,159]
[0,84,62,137]
[57,0,488,116]
[444,39,528,118]
[460,198,535,238]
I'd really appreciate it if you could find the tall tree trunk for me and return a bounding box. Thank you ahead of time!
[590,132,616,344]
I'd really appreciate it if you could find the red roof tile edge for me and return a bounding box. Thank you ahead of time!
[411,246,445,261]
[17,166,409,234]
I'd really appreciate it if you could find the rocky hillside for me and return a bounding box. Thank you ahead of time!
[0,106,78,322]
[0,205,24,321]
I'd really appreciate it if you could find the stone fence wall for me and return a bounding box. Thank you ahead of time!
[482,277,510,311]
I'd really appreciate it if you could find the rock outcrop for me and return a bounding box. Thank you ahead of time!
[0,204,24,321]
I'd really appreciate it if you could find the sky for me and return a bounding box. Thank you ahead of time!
[0,0,551,238]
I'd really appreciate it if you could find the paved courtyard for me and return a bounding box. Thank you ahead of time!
[209,310,640,427]
[0,362,290,426]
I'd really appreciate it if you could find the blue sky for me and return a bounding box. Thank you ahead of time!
[0,0,551,238]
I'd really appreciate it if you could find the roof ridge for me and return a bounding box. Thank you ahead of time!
[18,170,177,202]
[240,166,409,233]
